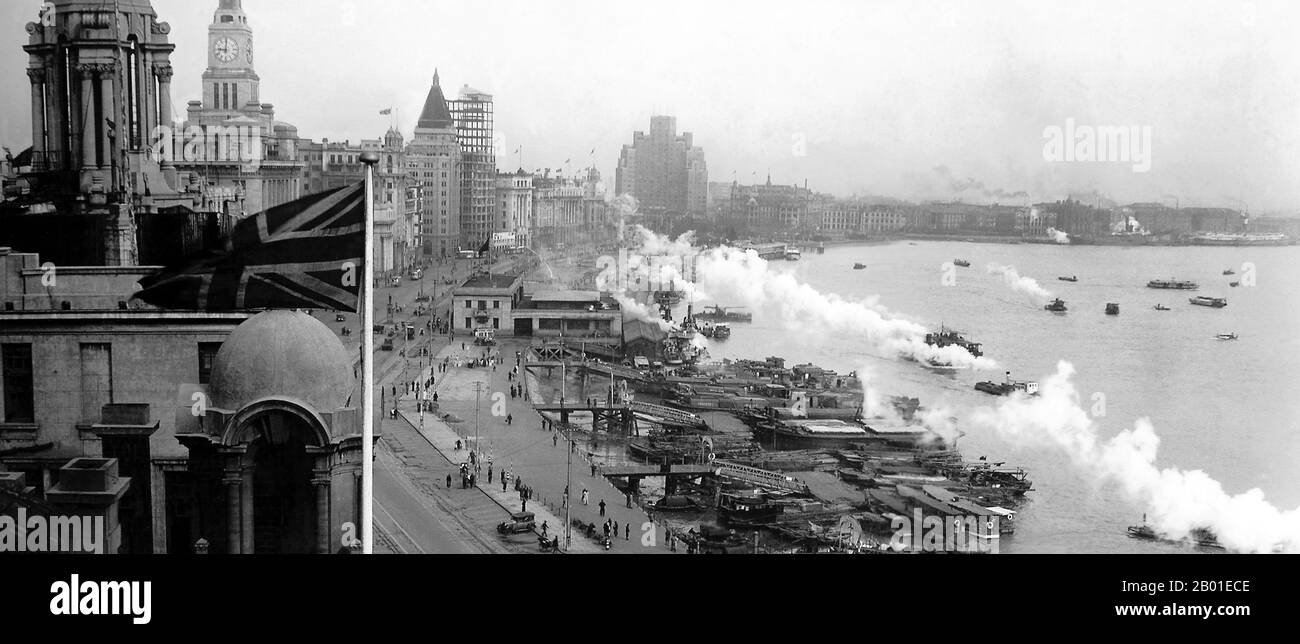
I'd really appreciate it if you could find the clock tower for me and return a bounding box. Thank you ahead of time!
[202,0,258,113]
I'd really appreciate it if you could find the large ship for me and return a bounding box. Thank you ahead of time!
[750,418,872,449]
[1187,231,1291,246]
[692,305,754,323]
[1147,279,1199,290]
[1190,296,1228,308]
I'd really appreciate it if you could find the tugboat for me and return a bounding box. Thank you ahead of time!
[1058,275,1078,282]
[953,259,971,268]
[975,371,1040,396]
[1044,298,1068,313]
[1189,296,1228,308]
[1147,278,1199,290]
[1153,304,1171,311]
[1223,268,1236,276]
[1229,281,1240,288]
[924,326,983,358]
[712,323,732,340]
[853,263,867,270]
[1215,332,1238,341]
[1105,303,1120,315]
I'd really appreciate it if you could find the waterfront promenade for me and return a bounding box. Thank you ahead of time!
[393,338,672,554]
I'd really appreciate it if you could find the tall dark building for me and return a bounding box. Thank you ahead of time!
[615,115,707,217]
[6,0,229,267]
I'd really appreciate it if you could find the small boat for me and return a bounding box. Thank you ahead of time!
[1105,303,1120,315]
[853,263,867,270]
[1044,298,1068,313]
[653,495,702,512]
[1153,304,1170,311]
[1223,269,1236,276]
[712,323,732,340]
[1216,333,1238,341]
[1229,281,1240,288]
[1189,296,1228,308]
[784,247,802,261]
[1058,276,1078,282]
[953,259,971,268]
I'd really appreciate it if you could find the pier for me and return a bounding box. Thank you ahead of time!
[536,402,639,435]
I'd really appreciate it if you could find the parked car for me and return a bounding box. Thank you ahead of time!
[497,512,536,535]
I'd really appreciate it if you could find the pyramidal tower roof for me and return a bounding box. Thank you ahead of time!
[417,69,453,130]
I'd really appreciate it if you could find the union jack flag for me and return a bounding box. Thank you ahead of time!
[135,182,366,312]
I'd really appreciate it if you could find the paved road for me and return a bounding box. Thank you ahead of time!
[419,340,675,554]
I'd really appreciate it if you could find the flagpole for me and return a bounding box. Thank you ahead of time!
[360,151,380,554]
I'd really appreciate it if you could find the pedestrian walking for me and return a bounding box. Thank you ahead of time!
[590,463,597,477]
[469,473,476,488]
[446,474,451,488]
[541,521,548,538]
[626,493,632,509]
[613,519,619,536]
[488,465,493,484]
[625,523,630,541]
[581,489,589,505]
[599,499,606,516]
[506,414,513,425]
[553,434,559,447]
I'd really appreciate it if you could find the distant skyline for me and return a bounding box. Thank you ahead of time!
[2,0,1299,212]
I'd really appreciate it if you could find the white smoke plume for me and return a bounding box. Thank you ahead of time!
[857,364,891,419]
[613,293,672,332]
[965,361,1300,553]
[1046,227,1071,245]
[618,226,997,370]
[987,263,1054,303]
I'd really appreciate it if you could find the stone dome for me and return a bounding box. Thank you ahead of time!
[209,310,354,412]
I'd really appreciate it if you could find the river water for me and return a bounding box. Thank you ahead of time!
[689,240,1300,553]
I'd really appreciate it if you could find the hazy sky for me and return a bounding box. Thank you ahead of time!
[2,0,1299,211]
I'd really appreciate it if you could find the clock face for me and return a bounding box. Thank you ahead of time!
[214,37,239,63]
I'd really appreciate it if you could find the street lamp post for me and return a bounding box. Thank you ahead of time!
[473,380,482,463]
